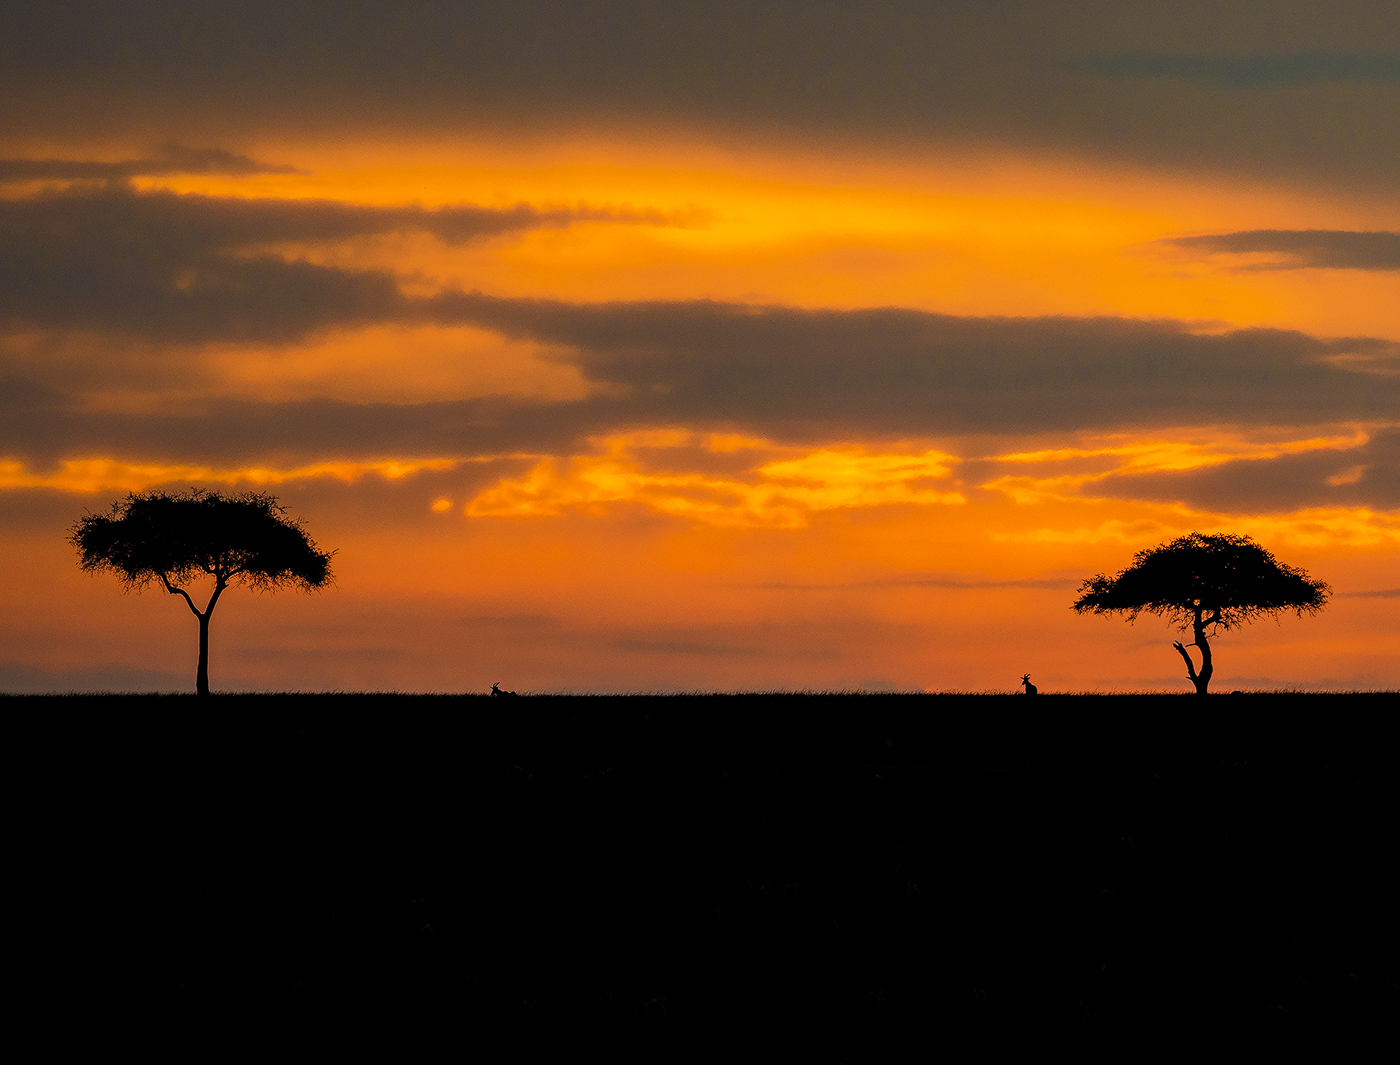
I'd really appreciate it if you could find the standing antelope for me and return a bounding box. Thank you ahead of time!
[1021,674,1038,695]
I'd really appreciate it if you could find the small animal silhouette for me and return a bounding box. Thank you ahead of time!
[491,682,518,697]
[1021,674,1038,695]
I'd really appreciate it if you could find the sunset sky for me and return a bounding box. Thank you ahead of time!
[3,1,1397,693]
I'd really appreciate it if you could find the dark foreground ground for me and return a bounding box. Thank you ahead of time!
[11,692,1397,1054]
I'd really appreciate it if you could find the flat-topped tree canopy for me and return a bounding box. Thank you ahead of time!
[1073,532,1329,694]
[1073,532,1329,627]
[73,489,332,591]
[71,489,334,694]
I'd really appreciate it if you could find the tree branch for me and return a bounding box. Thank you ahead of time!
[204,577,228,617]
[159,573,203,619]
[1172,640,1200,682]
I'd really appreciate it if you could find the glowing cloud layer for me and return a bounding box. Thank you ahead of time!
[468,437,963,527]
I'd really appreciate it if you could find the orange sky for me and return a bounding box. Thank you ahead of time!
[2,4,1397,692]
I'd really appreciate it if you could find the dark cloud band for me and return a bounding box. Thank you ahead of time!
[1163,230,1400,271]
[0,144,304,183]
[4,3,1397,195]
[3,302,1397,469]
[0,186,680,342]
[426,293,1400,433]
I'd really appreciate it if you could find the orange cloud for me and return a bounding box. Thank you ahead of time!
[981,429,1375,503]
[0,457,460,494]
[992,429,1369,472]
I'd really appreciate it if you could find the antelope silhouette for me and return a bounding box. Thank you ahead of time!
[491,682,518,697]
[1021,674,1038,695]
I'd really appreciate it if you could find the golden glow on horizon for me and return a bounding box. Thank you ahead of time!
[468,436,964,528]
[16,428,1392,546]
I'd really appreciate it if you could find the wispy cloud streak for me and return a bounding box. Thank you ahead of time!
[1162,230,1400,271]
[0,144,304,182]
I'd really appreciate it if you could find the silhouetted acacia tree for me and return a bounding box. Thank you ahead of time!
[1072,532,1328,695]
[70,489,334,695]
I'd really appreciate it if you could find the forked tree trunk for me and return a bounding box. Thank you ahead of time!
[1190,624,1212,695]
[167,577,224,697]
[1172,609,1214,696]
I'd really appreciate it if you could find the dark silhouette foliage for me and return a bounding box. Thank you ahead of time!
[70,489,334,694]
[1072,532,1329,628]
[1072,532,1328,694]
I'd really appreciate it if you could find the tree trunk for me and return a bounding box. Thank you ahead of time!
[197,609,211,697]
[194,578,228,697]
[164,575,223,697]
[1172,610,1213,696]
[1192,614,1213,696]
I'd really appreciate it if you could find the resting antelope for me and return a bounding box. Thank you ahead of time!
[491,682,518,697]
[1021,674,1038,695]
